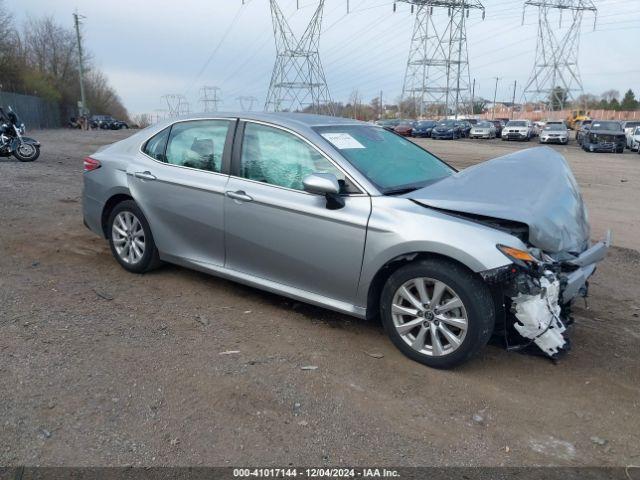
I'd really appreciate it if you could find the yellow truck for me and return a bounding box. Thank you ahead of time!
[566,110,591,130]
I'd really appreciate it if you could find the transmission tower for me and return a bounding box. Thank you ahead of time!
[237,96,258,111]
[522,0,597,110]
[264,0,333,115]
[398,0,484,119]
[162,94,190,118]
[200,86,222,113]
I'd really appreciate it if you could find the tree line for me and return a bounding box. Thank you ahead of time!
[0,0,128,122]
[574,89,639,112]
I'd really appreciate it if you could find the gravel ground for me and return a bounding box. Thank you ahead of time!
[1,129,639,467]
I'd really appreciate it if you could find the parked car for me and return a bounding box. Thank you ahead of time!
[376,119,402,132]
[82,112,609,369]
[90,115,129,130]
[411,120,437,138]
[469,121,496,139]
[545,120,567,129]
[580,120,626,153]
[394,121,416,137]
[622,121,640,149]
[492,120,505,137]
[576,122,592,145]
[532,121,546,137]
[459,121,473,138]
[501,120,533,141]
[539,123,569,145]
[431,120,463,140]
[628,126,640,151]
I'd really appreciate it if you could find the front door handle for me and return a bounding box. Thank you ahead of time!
[226,190,253,202]
[134,171,157,181]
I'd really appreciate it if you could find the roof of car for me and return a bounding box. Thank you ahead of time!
[155,112,364,130]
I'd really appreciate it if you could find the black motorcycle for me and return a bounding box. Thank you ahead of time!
[0,106,41,162]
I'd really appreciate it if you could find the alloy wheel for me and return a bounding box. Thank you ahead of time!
[391,277,468,357]
[112,211,145,264]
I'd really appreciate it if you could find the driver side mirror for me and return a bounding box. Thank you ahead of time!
[303,173,345,210]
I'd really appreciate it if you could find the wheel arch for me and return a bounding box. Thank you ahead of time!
[101,192,134,237]
[364,251,483,322]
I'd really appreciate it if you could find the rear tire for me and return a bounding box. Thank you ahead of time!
[380,259,495,369]
[107,200,161,274]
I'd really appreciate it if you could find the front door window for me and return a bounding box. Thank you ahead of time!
[240,123,346,191]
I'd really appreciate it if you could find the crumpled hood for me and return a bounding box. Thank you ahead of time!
[405,147,591,254]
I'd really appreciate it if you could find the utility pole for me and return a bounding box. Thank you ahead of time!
[522,0,597,109]
[379,90,383,119]
[397,0,485,119]
[492,77,500,120]
[511,80,517,119]
[73,11,87,118]
[471,78,476,116]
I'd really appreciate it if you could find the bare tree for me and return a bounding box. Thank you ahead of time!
[85,70,128,120]
[0,3,129,121]
[0,1,23,92]
[600,90,620,103]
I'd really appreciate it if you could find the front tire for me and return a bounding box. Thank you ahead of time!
[108,200,161,273]
[380,259,495,369]
[14,143,40,162]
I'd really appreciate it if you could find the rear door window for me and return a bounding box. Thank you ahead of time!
[164,120,232,173]
[143,127,170,161]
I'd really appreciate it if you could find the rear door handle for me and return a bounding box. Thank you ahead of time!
[226,190,253,202]
[134,171,157,181]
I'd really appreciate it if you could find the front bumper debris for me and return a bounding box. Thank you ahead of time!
[512,272,566,357]
[487,232,611,360]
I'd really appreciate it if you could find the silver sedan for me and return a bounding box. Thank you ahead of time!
[82,113,609,368]
[469,121,497,139]
[539,123,570,145]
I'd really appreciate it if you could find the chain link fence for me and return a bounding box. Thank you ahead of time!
[0,91,61,129]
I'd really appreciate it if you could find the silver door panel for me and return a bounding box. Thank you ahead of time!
[224,177,371,304]
[127,153,229,266]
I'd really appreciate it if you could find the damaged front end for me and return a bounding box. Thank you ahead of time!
[481,233,611,359]
[403,147,611,360]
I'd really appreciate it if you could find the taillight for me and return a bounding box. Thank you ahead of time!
[83,156,101,172]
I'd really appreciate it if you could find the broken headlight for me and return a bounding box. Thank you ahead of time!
[496,244,539,268]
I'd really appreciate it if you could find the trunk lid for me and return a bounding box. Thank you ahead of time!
[404,147,591,254]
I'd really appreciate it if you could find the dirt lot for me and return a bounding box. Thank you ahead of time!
[1,129,639,467]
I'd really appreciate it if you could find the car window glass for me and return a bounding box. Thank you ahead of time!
[165,120,231,172]
[143,127,170,161]
[315,125,453,193]
[240,122,347,192]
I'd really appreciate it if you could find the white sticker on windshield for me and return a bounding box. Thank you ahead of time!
[321,133,365,149]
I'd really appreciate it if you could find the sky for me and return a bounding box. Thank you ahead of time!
[6,0,640,115]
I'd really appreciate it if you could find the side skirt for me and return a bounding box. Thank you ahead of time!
[160,253,368,319]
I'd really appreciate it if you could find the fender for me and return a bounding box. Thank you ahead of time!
[10,136,40,149]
